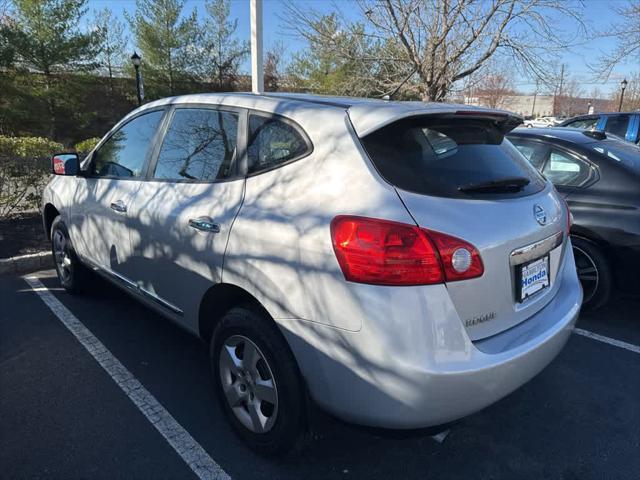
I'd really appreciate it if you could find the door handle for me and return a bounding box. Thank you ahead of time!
[110,200,127,213]
[188,217,221,233]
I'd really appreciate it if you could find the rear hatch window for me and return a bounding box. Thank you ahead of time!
[361,117,546,199]
[590,138,640,173]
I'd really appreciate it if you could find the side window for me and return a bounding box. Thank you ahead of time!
[509,139,547,170]
[566,118,598,130]
[247,115,310,173]
[154,109,238,181]
[92,110,164,178]
[603,115,630,139]
[542,149,592,187]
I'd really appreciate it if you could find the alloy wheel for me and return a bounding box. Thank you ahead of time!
[53,229,72,283]
[573,245,599,304]
[219,335,278,434]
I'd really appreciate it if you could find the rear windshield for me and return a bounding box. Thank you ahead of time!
[361,117,546,198]
[590,139,640,172]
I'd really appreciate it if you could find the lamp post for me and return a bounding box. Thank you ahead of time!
[131,52,143,106]
[618,78,628,112]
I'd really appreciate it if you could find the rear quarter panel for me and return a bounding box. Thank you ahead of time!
[222,107,415,332]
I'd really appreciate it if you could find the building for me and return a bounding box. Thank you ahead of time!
[462,94,615,119]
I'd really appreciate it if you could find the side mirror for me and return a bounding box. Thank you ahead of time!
[52,152,80,176]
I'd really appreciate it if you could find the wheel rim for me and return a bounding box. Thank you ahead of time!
[219,335,278,434]
[573,245,599,304]
[53,229,72,283]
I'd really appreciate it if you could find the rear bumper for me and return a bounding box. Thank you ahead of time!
[279,242,582,429]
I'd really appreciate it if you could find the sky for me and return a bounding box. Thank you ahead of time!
[87,0,638,97]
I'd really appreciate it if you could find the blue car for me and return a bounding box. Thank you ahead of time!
[558,112,640,144]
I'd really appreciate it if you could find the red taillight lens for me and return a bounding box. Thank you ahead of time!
[330,216,483,286]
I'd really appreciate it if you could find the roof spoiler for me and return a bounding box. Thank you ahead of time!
[448,110,523,134]
[348,104,523,137]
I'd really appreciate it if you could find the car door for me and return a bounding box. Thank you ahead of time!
[71,109,166,281]
[125,105,245,326]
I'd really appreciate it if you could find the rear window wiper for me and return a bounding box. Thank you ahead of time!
[458,177,530,193]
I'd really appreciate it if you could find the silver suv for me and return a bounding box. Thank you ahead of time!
[43,93,582,454]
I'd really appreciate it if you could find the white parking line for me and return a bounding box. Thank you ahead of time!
[574,328,640,355]
[23,276,231,480]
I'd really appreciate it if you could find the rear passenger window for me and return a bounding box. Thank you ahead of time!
[154,109,238,181]
[542,149,592,187]
[92,110,164,178]
[603,115,630,139]
[247,115,310,173]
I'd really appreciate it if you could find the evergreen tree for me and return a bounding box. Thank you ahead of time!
[6,0,97,138]
[93,7,128,108]
[127,0,199,97]
[199,0,248,90]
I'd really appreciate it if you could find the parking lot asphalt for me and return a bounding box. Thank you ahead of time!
[1,270,639,480]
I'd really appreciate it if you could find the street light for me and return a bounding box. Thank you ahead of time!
[618,78,628,112]
[131,51,143,106]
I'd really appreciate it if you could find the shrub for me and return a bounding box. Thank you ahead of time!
[74,137,101,153]
[0,136,60,217]
[0,135,63,158]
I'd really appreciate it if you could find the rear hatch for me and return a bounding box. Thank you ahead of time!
[353,106,568,341]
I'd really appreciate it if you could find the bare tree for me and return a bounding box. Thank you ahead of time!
[264,42,286,92]
[285,0,584,101]
[0,0,10,19]
[555,77,585,117]
[473,67,515,108]
[593,1,640,78]
[613,71,640,111]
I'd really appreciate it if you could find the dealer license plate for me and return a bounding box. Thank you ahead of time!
[517,256,549,302]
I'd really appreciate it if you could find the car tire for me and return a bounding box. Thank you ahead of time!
[210,306,305,455]
[50,216,92,294]
[571,236,612,310]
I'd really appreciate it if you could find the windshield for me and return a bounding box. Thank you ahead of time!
[361,117,546,198]
[590,139,640,172]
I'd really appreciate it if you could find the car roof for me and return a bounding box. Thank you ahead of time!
[132,92,521,137]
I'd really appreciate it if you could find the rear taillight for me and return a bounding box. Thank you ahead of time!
[330,216,483,286]
[426,229,484,282]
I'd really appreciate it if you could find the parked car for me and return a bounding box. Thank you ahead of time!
[42,94,581,454]
[523,116,559,128]
[558,113,640,144]
[508,127,640,308]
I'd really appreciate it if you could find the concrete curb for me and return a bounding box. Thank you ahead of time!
[0,251,53,275]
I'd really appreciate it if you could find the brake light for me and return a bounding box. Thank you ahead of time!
[330,216,483,286]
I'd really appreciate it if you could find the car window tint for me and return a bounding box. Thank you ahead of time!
[154,109,238,181]
[247,115,309,173]
[542,149,591,186]
[603,115,630,138]
[93,110,164,178]
[362,117,545,199]
[566,118,598,130]
[509,139,547,170]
